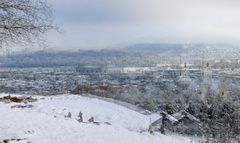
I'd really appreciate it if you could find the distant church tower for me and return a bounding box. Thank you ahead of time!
[179,62,191,84]
[198,62,213,97]
[180,62,190,77]
[203,62,212,84]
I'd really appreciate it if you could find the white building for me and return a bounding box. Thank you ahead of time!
[123,67,151,74]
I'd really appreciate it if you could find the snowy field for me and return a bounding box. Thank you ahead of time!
[0,94,193,143]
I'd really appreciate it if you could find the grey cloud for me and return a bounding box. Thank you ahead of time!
[48,0,240,49]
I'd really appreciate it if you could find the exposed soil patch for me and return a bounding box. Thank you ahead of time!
[1,138,28,143]
[0,95,37,104]
[11,105,34,109]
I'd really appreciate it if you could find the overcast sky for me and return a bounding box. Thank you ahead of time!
[47,0,240,50]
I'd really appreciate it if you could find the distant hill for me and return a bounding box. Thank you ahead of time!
[0,49,128,67]
[0,43,239,68]
[123,43,240,59]
[123,43,186,55]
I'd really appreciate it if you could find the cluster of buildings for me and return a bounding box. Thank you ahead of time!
[0,67,81,95]
[0,60,239,96]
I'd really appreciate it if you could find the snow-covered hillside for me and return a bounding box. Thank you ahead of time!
[0,94,192,143]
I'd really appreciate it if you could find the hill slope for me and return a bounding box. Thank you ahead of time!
[0,94,192,143]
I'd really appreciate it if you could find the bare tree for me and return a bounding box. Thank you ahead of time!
[0,0,57,48]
